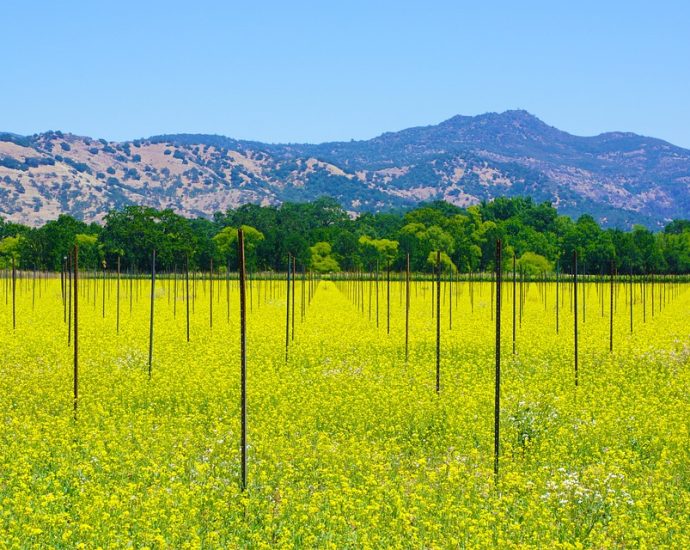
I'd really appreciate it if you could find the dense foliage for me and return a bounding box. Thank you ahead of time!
[1,197,689,273]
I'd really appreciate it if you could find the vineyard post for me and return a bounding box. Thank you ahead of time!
[573,250,579,387]
[116,255,121,334]
[148,249,156,379]
[11,256,16,330]
[68,253,72,345]
[629,268,633,334]
[173,265,178,318]
[102,263,106,318]
[376,261,379,328]
[362,269,366,313]
[386,261,391,335]
[209,259,214,330]
[62,256,67,323]
[208,260,213,329]
[519,266,523,328]
[609,260,614,352]
[405,253,410,364]
[237,228,248,491]
[599,269,603,318]
[368,270,372,321]
[642,272,646,323]
[186,255,191,342]
[285,254,291,363]
[226,258,230,323]
[494,239,502,479]
[291,256,296,341]
[555,267,559,334]
[73,244,79,420]
[435,251,441,394]
[513,251,517,355]
[301,267,305,323]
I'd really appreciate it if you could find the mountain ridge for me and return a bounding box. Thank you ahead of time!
[2,110,689,228]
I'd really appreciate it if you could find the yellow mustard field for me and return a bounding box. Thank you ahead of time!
[1,274,689,548]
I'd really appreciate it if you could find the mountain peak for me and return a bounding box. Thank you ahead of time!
[442,109,541,127]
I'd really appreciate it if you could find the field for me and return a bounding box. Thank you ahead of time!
[1,272,689,548]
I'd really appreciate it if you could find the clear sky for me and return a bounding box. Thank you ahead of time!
[3,0,689,147]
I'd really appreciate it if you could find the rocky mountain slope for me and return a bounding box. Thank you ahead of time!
[1,110,689,228]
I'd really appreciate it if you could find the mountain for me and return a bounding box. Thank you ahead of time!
[2,110,689,228]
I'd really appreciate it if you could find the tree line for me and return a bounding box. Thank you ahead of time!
[1,196,689,274]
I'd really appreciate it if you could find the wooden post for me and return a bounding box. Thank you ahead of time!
[210,259,214,330]
[405,253,410,364]
[68,253,72,345]
[642,273,646,323]
[555,267,559,334]
[291,256,296,341]
[116,255,121,334]
[148,249,156,378]
[62,256,67,323]
[226,258,230,324]
[301,268,306,323]
[73,245,79,420]
[629,268,633,334]
[186,255,191,342]
[376,261,380,328]
[519,266,523,328]
[386,261,391,335]
[285,255,291,363]
[573,250,578,387]
[237,229,248,491]
[435,251,441,394]
[494,240,502,478]
[102,264,106,318]
[11,256,16,330]
[368,270,372,321]
[513,252,517,355]
[609,260,614,352]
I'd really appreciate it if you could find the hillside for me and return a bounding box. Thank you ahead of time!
[2,110,689,228]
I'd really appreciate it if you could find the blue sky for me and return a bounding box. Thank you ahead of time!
[3,0,689,147]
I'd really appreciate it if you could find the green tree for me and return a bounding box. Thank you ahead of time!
[358,235,399,269]
[517,252,552,276]
[0,235,22,268]
[310,241,340,273]
[75,233,102,269]
[212,225,264,270]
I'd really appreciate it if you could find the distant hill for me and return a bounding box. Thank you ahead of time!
[1,110,689,228]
